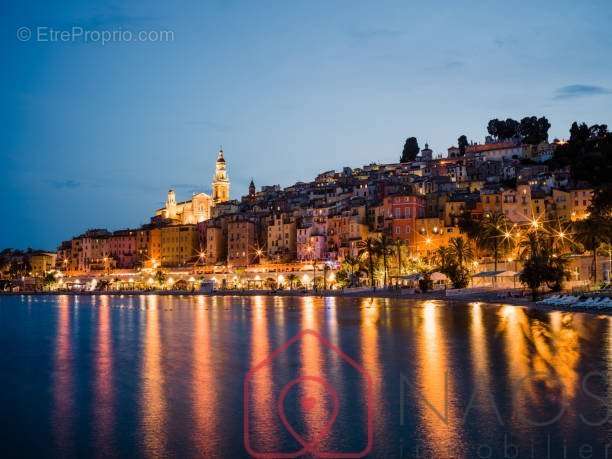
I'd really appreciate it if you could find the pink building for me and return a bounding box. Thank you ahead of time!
[108,229,138,269]
[381,195,425,242]
[297,222,327,261]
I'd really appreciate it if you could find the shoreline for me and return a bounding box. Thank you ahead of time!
[1,289,609,316]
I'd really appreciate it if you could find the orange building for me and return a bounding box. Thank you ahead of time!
[227,219,258,266]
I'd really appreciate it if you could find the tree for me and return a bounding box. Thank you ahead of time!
[432,246,454,272]
[458,135,469,156]
[519,116,550,145]
[432,245,470,289]
[322,264,330,290]
[401,137,420,163]
[519,245,549,301]
[43,271,56,290]
[487,119,501,139]
[475,213,514,278]
[448,237,473,271]
[393,238,406,279]
[372,233,394,288]
[341,255,362,287]
[487,118,519,141]
[500,118,520,140]
[549,122,612,216]
[547,255,570,292]
[154,269,166,288]
[574,215,612,284]
[286,273,298,290]
[358,237,379,289]
[519,232,570,300]
[458,214,481,241]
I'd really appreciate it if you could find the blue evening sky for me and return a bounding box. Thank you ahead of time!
[1,0,611,249]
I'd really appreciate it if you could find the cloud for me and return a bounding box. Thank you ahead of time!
[48,179,81,189]
[554,84,611,100]
[349,28,403,41]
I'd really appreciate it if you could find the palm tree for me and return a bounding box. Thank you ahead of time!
[358,237,379,289]
[154,269,166,288]
[459,213,482,258]
[323,264,330,290]
[393,238,406,280]
[476,213,512,276]
[286,273,298,290]
[449,237,473,270]
[432,246,454,272]
[342,255,361,287]
[574,216,612,284]
[373,233,394,288]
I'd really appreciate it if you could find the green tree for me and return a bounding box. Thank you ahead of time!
[392,238,406,279]
[400,137,420,163]
[432,245,469,289]
[519,116,550,145]
[373,233,394,288]
[341,254,362,287]
[519,232,570,299]
[487,119,501,139]
[549,122,612,216]
[449,237,473,271]
[519,236,548,301]
[154,269,166,288]
[286,273,298,290]
[476,213,514,277]
[501,118,520,140]
[43,271,56,290]
[358,237,380,289]
[458,135,469,156]
[574,215,612,284]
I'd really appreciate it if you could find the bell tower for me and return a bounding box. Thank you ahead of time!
[165,189,177,219]
[211,147,230,204]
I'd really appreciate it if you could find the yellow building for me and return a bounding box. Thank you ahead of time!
[267,215,297,261]
[30,252,57,275]
[481,184,544,224]
[159,225,199,267]
[552,188,593,221]
[414,218,464,257]
[154,148,230,224]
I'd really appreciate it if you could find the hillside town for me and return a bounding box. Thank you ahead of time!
[2,117,611,296]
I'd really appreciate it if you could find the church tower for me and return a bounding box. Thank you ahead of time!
[248,178,256,197]
[211,147,230,204]
[165,189,177,219]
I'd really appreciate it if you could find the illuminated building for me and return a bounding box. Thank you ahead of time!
[154,148,230,224]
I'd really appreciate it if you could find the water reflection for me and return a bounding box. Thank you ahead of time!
[360,298,384,442]
[499,306,580,429]
[248,295,278,452]
[53,295,73,452]
[192,296,218,455]
[468,303,497,427]
[140,296,166,456]
[7,294,611,458]
[414,301,463,457]
[299,297,330,448]
[94,295,113,456]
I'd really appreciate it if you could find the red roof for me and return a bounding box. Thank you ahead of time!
[466,142,519,153]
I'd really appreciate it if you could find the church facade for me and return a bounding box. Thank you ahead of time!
[154,148,230,225]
